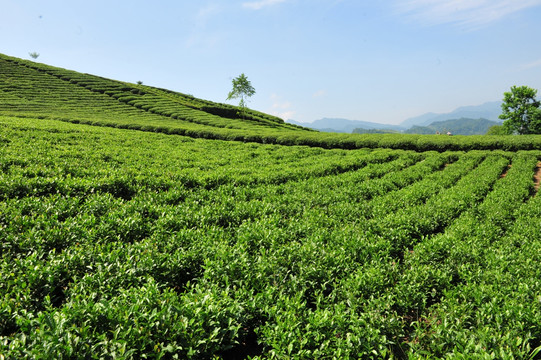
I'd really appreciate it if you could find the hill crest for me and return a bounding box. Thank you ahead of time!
[0,53,305,132]
[2,52,540,152]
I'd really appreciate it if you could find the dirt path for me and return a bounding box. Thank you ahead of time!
[534,162,541,194]
[500,164,512,178]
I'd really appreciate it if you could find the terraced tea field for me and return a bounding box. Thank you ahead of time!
[1,54,541,358]
[2,53,541,152]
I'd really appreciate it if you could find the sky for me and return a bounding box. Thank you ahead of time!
[1,0,541,125]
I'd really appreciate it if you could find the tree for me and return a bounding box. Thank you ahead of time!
[499,85,541,134]
[29,52,40,59]
[486,125,509,135]
[226,73,255,118]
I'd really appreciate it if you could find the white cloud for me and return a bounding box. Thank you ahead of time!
[520,58,541,71]
[312,90,326,98]
[395,0,541,28]
[269,93,295,120]
[275,110,296,120]
[185,4,222,49]
[242,0,287,10]
[194,4,221,28]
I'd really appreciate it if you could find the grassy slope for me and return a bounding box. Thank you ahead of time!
[1,53,541,358]
[0,53,307,134]
[1,116,540,358]
[2,53,541,151]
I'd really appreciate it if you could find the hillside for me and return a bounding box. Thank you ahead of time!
[351,118,501,136]
[0,53,307,135]
[2,117,541,359]
[404,118,501,135]
[288,118,405,133]
[2,53,541,152]
[400,101,503,127]
[1,53,541,358]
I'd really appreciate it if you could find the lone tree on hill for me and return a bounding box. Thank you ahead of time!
[227,73,255,118]
[29,52,40,59]
[499,85,541,134]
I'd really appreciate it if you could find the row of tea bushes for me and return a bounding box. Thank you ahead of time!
[3,53,541,153]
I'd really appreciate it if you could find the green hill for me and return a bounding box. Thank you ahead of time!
[404,117,501,135]
[2,53,541,152]
[0,53,308,135]
[1,53,541,358]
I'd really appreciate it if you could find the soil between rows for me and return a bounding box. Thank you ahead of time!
[534,162,541,193]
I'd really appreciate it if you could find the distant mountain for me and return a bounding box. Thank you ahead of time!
[404,118,501,135]
[400,101,502,128]
[287,118,405,133]
[287,101,504,133]
[352,128,400,134]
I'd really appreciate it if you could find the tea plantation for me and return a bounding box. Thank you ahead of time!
[1,53,541,359]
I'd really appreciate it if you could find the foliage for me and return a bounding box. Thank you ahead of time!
[2,53,541,153]
[2,55,540,358]
[486,124,509,135]
[28,52,39,59]
[404,118,500,135]
[1,116,541,358]
[226,73,256,118]
[2,54,541,355]
[499,85,541,134]
[352,128,399,134]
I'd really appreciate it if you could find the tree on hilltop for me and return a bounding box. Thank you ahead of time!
[227,73,255,119]
[29,52,40,59]
[499,85,541,134]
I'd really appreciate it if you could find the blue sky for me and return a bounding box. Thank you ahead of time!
[1,0,541,124]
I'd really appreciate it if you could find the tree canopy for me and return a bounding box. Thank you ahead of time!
[486,125,508,135]
[226,73,255,118]
[499,85,541,134]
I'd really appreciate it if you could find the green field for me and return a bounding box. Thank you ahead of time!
[1,53,541,359]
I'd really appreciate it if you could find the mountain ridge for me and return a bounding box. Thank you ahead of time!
[288,101,503,133]
[404,118,500,135]
[287,118,405,133]
[400,101,502,127]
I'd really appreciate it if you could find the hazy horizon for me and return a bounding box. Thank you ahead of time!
[286,100,503,125]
